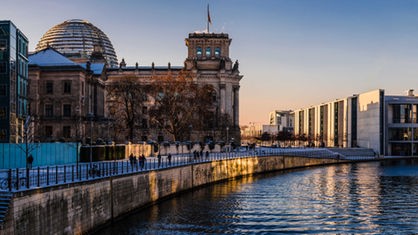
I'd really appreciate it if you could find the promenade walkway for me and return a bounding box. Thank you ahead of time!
[0,147,378,192]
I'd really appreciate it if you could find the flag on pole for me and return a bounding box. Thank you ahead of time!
[207,4,212,24]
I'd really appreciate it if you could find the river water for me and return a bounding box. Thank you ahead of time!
[98,159,418,234]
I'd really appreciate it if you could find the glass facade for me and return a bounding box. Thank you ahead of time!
[0,21,28,142]
[392,104,418,123]
[388,101,418,156]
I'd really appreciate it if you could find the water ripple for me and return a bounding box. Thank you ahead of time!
[98,160,418,235]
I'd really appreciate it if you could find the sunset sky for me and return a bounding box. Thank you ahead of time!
[4,0,418,125]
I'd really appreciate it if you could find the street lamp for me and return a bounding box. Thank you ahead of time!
[226,126,229,152]
[87,113,94,167]
[75,106,81,177]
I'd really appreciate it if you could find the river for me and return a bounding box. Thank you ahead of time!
[98,159,418,234]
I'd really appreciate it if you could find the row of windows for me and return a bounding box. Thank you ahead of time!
[17,98,27,117]
[44,126,71,138]
[388,127,418,141]
[18,37,28,57]
[391,104,418,123]
[44,104,72,117]
[0,40,6,61]
[196,47,221,58]
[18,59,27,77]
[45,80,73,94]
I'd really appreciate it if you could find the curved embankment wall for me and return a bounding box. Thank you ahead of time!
[0,155,343,235]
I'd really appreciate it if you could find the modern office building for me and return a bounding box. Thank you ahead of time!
[0,21,29,143]
[294,89,418,156]
[268,110,294,132]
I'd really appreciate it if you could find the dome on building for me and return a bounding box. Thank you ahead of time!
[36,19,118,67]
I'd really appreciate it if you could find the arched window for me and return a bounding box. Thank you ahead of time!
[196,47,202,57]
[215,47,221,57]
[206,47,211,57]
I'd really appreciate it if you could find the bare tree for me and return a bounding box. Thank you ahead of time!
[16,116,38,168]
[149,71,214,141]
[106,76,147,142]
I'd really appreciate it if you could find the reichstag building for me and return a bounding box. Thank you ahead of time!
[28,19,243,144]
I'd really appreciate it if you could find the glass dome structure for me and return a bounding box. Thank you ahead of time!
[36,19,118,67]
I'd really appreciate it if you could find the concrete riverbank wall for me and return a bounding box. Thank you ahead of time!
[0,155,343,235]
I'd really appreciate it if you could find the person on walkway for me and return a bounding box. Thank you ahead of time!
[140,154,145,169]
[157,153,161,167]
[27,154,34,169]
[205,151,209,159]
[168,153,172,165]
[129,153,134,167]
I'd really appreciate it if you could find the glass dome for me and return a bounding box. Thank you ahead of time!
[36,19,118,67]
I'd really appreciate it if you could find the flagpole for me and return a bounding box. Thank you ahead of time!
[207,4,210,33]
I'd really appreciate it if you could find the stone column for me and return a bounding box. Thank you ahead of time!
[220,84,226,113]
[233,85,240,126]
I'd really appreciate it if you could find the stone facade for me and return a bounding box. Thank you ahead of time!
[28,48,106,143]
[29,29,243,144]
[106,32,243,143]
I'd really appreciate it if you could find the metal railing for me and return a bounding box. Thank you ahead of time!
[0,147,377,192]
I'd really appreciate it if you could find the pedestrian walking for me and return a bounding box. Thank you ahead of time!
[157,153,161,167]
[129,153,134,167]
[140,154,145,169]
[27,154,34,169]
[168,153,172,165]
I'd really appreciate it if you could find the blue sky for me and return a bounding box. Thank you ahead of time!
[4,0,418,125]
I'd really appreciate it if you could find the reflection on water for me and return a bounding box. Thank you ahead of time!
[98,160,418,234]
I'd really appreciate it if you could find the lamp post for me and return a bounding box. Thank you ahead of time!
[87,113,94,167]
[226,126,229,152]
[75,106,81,177]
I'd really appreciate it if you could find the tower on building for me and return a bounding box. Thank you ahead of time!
[184,32,243,142]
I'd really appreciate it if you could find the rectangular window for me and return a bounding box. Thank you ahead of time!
[63,104,71,117]
[196,47,202,57]
[45,104,53,117]
[0,62,6,74]
[63,81,71,94]
[0,40,6,60]
[0,129,7,141]
[45,126,53,137]
[215,47,221,57]
[0,107,7,119]
[0,40,6,51]
[0,84,6,96]
[63,126,71,138]
[46,81,53,94]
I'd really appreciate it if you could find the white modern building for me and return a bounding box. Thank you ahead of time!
[268,110,294,132]
[294,89,418,156]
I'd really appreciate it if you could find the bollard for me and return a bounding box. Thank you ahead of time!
[16,168,19,191]
[26,167,30,189]
[56,166,58,184]
[46,166,50,186]
[64,165,67,183]
[7,169,12,192]
[37,167,40,187]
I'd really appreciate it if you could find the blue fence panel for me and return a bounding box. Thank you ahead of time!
[0,143,78,169]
